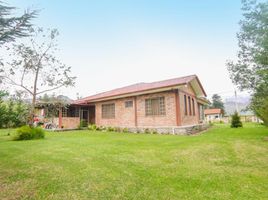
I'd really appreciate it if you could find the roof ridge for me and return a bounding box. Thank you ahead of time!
[147,74,196,84]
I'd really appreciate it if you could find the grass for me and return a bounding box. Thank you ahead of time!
[0,124,267,200]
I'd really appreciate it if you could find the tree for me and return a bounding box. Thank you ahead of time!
[0,91,29,128]
[250,70,268,124]
[0,1,36,46]
[0,27,76,124]
[227,0,268,125]
[231,111,243,128]
[37,93,70,119]
[210,94,225,113]
[0,91,8,128]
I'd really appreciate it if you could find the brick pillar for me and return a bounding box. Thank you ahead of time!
[134,96,138,127]
[175,90,181,126]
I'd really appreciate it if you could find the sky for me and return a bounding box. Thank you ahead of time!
[6,0,245,100]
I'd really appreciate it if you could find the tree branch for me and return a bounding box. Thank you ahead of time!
[36,84,65,95]
[1,75,33,95]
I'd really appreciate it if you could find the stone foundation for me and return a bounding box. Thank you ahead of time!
[119,124,209,135]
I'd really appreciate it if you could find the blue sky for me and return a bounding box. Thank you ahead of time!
[7,0,243,99]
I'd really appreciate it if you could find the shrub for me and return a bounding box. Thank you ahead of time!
[144,128,150,134]
[32,127,45,139]
[14,126,45,140]
[122,128,128,133]
[96,126,106,131]
[78,120,88,129]
[114,127,121,132]
[107,127,115,132]
[231,112,243,128]
[88,124,97,131]
[151,129,158,134]
[14,126,33,140]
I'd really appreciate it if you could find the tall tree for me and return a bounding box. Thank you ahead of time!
[0,1,36,46]
[0,90,8,128]
[0,27,76,124]
[227,0,268,125]
[210,94,225,113]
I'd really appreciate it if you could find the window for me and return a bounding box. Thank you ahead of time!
[102,103,115,119]
[188,96,192,115]
[145,97,165,116]
[62,107,67,117]
[199,104,204,120]
[125,100,133,108]
[192,98,195,116]
[184,95,187,115]
[75,107,80,117]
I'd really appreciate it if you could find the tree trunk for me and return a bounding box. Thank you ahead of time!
[28,94,36,126]
[29,66,40,126]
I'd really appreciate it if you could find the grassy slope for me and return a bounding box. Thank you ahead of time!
[0,124,267,200]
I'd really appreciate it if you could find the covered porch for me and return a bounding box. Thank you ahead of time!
[56,105,95,129]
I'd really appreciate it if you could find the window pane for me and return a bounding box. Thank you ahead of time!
[102,103,115,119]
[145,97,165,116]
[62,108,67,117]
[184,95,187,115]
[192,98,195,116]
[125,101,133,108]
[188,96,192,115]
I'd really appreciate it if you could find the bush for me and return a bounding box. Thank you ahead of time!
[31,127,45,139]
[151,129,158,134]
[14,126,45,140]
[107,127,115,132]
[122,128,128,133]
[78,120,88,129]
[14,126,33,140]
[88,124,97,131]
[144,128,150,134]
[231,112,243,128]
[115,127,121,132]
[96,126,106,131]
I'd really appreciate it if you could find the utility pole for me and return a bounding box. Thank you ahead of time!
[235,90,239,114]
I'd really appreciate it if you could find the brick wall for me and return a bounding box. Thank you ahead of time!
[54,117,80,129]
[179,85,200,126]
[95,86,201,128]
[95,97,136,127]
[136,91,177,127]
[95,91,177,127]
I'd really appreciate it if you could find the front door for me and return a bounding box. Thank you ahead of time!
[80,109,88,127]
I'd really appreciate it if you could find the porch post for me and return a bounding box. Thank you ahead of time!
[59,107,63,128]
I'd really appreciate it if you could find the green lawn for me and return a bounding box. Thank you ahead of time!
[0,124,267,200]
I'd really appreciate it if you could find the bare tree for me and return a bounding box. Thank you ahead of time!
[0,27,76,124]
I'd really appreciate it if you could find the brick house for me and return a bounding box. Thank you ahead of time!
[204,109,224,122]
[56,75,208,131]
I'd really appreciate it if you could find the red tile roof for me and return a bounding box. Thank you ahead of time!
[204,109,223,115]
[74,75,205,104]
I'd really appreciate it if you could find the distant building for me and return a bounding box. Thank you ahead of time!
[204,108,224,122]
